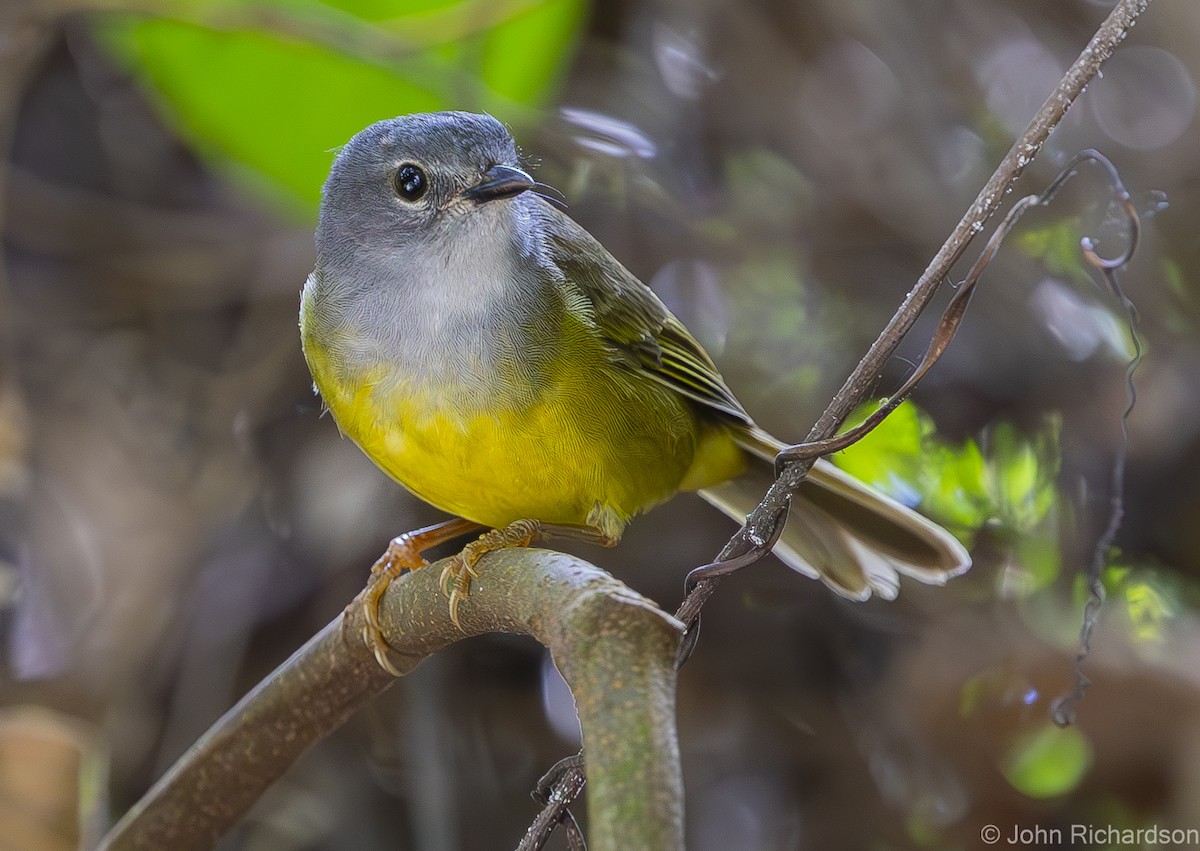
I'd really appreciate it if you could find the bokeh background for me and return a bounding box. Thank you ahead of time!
[1,0,1199,849]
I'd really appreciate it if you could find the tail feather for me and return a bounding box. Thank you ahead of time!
[699,427,971,600]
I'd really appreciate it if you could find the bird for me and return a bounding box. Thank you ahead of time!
[299,111,970,664]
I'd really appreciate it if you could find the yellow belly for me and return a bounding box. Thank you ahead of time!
[303,338,744,539]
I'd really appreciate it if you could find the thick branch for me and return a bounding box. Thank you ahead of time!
[97,549,685,851]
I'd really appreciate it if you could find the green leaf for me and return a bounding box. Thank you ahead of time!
[97,0,584,212]
[1001,724,1093,799]
[1124,577,1173,643]
[1015,219,1093,286]
[833,400,995,532]
[986,420,1059,532]
[924,438,989,529]
[1101,564,1191,646]
[833,400,926,491]
[1012,533,1061,591]
[480,0,585,102]
[101,18,440,210]
[830,402,1069,568]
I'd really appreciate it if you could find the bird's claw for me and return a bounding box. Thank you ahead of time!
[359,519,542,651]
[439,554,480,629]
[361,535,428,676]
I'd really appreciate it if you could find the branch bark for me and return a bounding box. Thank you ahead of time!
[96,549,685,851]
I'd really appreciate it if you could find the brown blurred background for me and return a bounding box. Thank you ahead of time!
[1,1,1199,849]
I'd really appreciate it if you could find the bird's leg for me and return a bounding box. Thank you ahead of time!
[362,517,483,673]
[440,519,619,629]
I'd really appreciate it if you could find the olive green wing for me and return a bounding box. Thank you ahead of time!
[539,207,751,425]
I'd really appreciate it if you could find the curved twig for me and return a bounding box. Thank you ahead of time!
[1053,160,1145,726]
[776,151,1140,467]
[521,753,588,851]
[670,0,1154,652]
[531,3,1156,828]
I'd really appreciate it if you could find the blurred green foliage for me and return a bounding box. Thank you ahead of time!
[1119,569,1176,644]
[1000,723,1093,799]
[1101,564,1197,647]
[957,667,1033,719]
[1016,219,1096,287]
[832,401,1060,544]
[99,0,585,211]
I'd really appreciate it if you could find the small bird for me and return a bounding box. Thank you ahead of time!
[299,111,969,659]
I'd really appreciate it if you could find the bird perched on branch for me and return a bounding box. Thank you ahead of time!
[299,111,970,662]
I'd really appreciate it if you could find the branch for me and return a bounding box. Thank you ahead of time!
[96,549,685,851]
[673,0,1155,638]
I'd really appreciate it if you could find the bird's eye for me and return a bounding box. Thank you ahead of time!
[393,163,427,201]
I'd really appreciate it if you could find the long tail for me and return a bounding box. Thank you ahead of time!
[699,427,971,601]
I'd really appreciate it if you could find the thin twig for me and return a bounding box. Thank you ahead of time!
[1052,164,1145,726]
[670,0,1154,652]
[778,151,1140,465]
[530,3,1157,831]
[520,753,587,851]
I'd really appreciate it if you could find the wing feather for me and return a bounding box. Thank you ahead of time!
[536,204,751,425]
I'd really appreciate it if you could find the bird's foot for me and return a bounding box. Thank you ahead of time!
[360,518,481,674]
[439,519,542,628]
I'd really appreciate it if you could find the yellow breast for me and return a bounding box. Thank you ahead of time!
[301,318,744,539]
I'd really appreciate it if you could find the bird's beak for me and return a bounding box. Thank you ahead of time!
[464,164,535,203]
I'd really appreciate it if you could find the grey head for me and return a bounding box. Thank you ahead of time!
[306,111,566,394]
[315,111,537,272]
